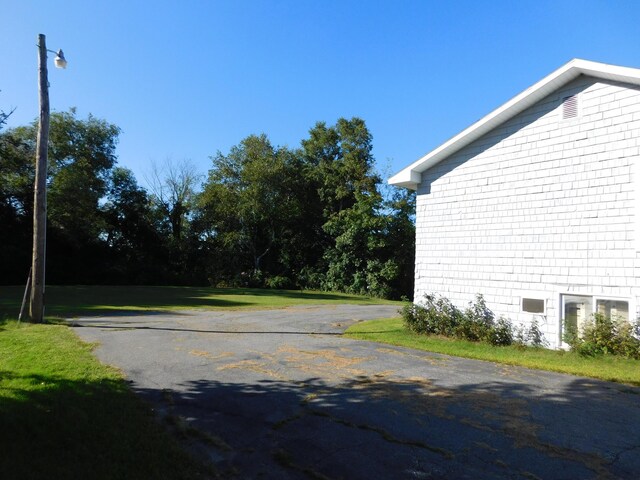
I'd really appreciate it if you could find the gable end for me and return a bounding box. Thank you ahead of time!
[390,59,640,190]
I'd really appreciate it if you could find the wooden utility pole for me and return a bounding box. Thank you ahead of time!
[29,33,50,322]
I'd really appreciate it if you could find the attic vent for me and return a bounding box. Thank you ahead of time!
[562,95,578,119]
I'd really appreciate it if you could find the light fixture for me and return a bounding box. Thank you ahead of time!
[53,49,67,69]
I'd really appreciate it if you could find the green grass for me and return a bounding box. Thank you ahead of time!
[0,320,213,479]
[345,317,640,386]
[0,285,400,320]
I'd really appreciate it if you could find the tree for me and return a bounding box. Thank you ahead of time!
[144,158,203,283]
[0,106,14,132]
[0,126,35,220]
[302,117,379,217]
[0,89,15,132]
[1,110,415,297]
[381,187,416,299]
[146,158,201,241]
[0,126,35,283]
[46,110,120,243]
[198,134,305,285]
[301,117,392,295]
[0,109,121,283]
[102,167,165,283]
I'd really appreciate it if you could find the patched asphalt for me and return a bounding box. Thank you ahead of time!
[70,305,640,479]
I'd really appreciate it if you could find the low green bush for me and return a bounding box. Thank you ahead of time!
[401,293,462,337]
[265,275,293,289]
[513,318,547,348]
[491,317,515,346]
[455,294,495,343]
[403,293,546,348]
[564,313,640,359]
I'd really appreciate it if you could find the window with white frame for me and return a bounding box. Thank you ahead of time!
[562,295,593,334]
[521,297,546,314]
[561,294,629,334]
[595,298,629,321]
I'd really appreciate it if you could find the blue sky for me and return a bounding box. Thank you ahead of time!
[2,1,640,186]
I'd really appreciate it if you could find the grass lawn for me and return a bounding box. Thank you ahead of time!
[0,285,401,320]
[0,320,214,479]
[345,317,640,386]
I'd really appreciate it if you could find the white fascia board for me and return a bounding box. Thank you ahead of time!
[388,169,421,189]
[389,59,640,189]
[574,59,640,86]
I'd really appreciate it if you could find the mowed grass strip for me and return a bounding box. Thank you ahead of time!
[345,317,640,386]
[0,320,214,480]
[0,285,401,319]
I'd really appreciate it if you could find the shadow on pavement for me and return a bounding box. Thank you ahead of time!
[71,323,344,336]
[133,372,640,479]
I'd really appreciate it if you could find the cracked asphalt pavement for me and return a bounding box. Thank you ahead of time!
[71,305,640,479]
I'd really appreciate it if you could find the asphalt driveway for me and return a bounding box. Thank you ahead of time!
[71,305,640,479]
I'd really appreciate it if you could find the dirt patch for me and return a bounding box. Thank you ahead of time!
[376,347,450,366]
[278,345,372,377]
[189,349,234,360]
[217,359,288,380]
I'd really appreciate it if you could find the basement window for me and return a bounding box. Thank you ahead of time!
[595,298,629,321]
[562,295,630,335]
[521,298,546,314]
[562,95,579,119]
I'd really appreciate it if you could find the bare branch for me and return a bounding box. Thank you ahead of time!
[144,158,203,239]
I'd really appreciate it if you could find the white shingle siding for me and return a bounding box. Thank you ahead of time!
[414,76,640,348]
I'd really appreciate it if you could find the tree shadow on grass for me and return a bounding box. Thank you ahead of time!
[130,373,640,480]
[0,285,394,320]
[0,286,256,319]
[0,371,214,480]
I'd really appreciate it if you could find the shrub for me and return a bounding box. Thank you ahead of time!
[562,323,581,351]
[401,303,428,334]
[296,266,323,291]
[582,313,617,355]
[515,318,548,348]
[455,294,495,342]
[490,317,514,346]
[615,320,640,358]
[404,293,525,347]
[566,313,640,359]
[403,293,558,348]
[265,275,292,289]
[401,293,462,336]
[526,318,548,348]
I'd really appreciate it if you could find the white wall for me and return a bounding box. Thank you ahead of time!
[415,76,640,348]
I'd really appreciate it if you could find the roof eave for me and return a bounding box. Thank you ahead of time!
[388,169,421,190]
[388,59,640,189]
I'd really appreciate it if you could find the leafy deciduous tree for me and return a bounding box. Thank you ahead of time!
[199,134,304,285]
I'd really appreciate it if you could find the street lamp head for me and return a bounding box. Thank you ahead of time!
[54,49,67,69]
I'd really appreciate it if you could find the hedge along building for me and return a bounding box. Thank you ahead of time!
[390,59,640,349]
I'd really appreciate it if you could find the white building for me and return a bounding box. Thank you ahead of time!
[390,59,640,348]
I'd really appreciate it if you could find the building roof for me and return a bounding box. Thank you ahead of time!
[389,59,640,189]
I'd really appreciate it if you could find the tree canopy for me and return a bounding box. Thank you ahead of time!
[0,112,415,299]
